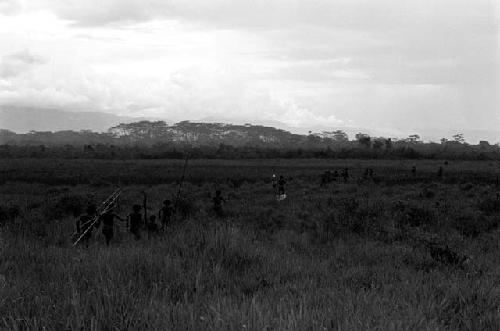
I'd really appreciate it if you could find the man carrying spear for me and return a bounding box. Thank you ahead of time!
[97,206,125,246]
[75,204,98,247]
[73,188,122,247]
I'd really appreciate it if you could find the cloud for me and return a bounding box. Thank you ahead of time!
[0,50,45,78]
[29,0,496,34]
[0,52,345,128]
[276,99,344,128]
[0,0,21,15]
[0,0,497,134]
[30,0,171,26]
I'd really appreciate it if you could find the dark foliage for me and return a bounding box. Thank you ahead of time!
[1,121,500,160]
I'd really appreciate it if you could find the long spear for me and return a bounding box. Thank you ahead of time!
[174,153,189,217]
[73,188,121,246]
[142,190,148,229]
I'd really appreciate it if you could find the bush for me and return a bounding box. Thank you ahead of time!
[42,194,85,219]
[476,197,500,215]
[0,203,21,225]
[452,211,499,237]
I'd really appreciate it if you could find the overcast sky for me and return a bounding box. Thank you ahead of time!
[0,0,498,135]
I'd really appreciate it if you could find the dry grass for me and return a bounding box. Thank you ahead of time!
[1,159,500,330]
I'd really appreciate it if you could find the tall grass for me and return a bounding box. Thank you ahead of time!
[1,159,500,330]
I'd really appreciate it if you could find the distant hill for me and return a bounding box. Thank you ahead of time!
[0,107,142,133]
[1,106,499,144]
[2,118,500,162]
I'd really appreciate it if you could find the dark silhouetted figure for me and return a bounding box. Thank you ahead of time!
[363,168,374,180]
[98,208,124,246]
[159,199,174,231]
[428,243,468,266]
[341,168,349,182]
[321,171,333,187]
[278,175,286,195]
[437,166,443,178]
[147,215,159,238]
[333,170,339,180]
[272,174,278,193]
[128,204,143,240]
[76,204,98,247]
[213,190,226,217]
[411,166,416,177]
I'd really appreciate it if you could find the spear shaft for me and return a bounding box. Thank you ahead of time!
[73,188,121,246]
[174,154,189,216]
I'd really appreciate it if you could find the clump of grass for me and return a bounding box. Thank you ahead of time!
[452,209,499,237]
[476,197,500,215]
[0,203,20,225]
[45,194,85,219]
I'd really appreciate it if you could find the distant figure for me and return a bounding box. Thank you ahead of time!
[278,175,286,195]
[364,168,374,180]
[321,170,332,187]
[75,204,98,247]
[98,207,124,246]
[437,166,443,178]
[411,166,417,178]
[159,199,174,231]
[276,175,287,201]
[341,168,349,182]
[272,174,278,192]
[128,204,143,240]
[333,170,339,180]
[213,190,226,217]
[147,215,159,238]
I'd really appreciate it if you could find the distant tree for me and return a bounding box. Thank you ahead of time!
[315,130,348,143]
[372,139,384,150]
[406,134,421,143]
[385,138,392,149]
[479,141,490,148]
[331,130,348,142]
[452,133,465,144]
[355,133,371,148]
[83,145,94,153]
[108,121,169,141]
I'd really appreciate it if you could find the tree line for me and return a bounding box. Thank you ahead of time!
[0,121,499,160]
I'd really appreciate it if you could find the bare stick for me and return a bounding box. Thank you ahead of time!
[174,153,189,217]
[142,191,148,228]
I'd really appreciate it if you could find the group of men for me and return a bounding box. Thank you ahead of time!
[75,199,174,246]
[75,188,243,246]
[76,163,451,246]
[320,164,447,186]
[320,168,352,186]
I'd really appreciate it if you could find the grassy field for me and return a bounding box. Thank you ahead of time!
[1,158,500,330]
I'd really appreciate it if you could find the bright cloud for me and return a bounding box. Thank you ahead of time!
[0,0,498,132]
